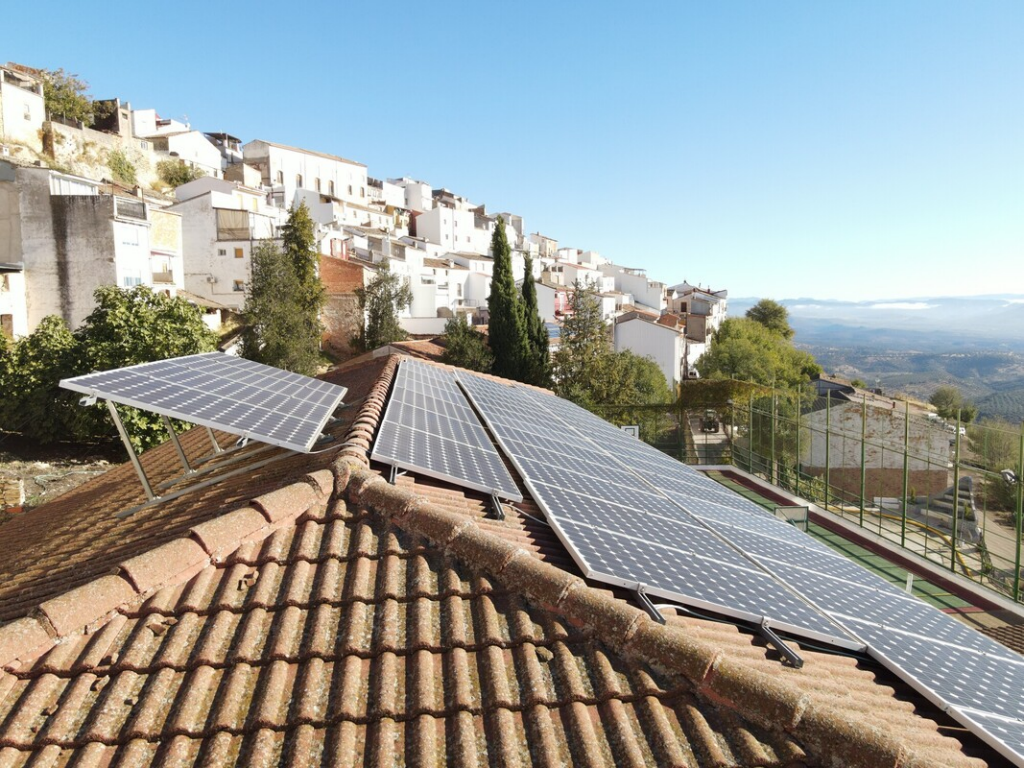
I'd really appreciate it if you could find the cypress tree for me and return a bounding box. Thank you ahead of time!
[486,217,528,380]
[520,253,551,386]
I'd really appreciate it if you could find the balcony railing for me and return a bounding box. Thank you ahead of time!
[151,270,174,284]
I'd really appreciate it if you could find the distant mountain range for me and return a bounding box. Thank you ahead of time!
[726,295,1024,422]
[728,295,1024,352]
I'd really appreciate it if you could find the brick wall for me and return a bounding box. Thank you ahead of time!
[320,256,366,356]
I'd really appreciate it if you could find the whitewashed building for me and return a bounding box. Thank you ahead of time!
[242,140,367,210]
[614,311,687,390]
[599,263,667,313]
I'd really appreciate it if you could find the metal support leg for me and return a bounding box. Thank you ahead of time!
[107,400,156,501]
[206,427,223,453]
[632,586,666,625]
[162,415,193,474]
[489,492,506,520]
[759,619,804,668]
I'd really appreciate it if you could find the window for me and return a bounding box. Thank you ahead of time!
[359,186,364,198]
[121,226,140,246]
[23,105,31,120]
[296,174,303,187]
[348,185,353,195]
[329,181,335,196]
[218,248,227,256]
[123,276,142,287]
[315,178,321,192]
[140,140,148,150]
[233,280,245,292]
[276,170,284,184]
[234,248,244,259]
[0,274,8,292]
[1,314,12,339]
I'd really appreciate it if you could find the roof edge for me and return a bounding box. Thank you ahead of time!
[0,470,333,672]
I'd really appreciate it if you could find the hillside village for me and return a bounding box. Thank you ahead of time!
[0,62,727,390]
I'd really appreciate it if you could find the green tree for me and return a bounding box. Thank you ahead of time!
[41,68,92,124]
[0,316,82,443]
[552,282,608,406]
[487,217,528,380]
[241,241,311,372]
[75,286,218,450]
[745,298,794,339]
[240,203,325,375]
[519,253,550,386]
[697,317,820,389]
[157,159,205,187]
[930,385,977,423]
[441,315,493,372]
[353,259,413,352]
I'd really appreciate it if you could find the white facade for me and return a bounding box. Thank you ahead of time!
[0,67,44,153]
[600,263,667,312]
[415,206,493,255]
[170,182,288,310]
[243,140,368,210]
[614,315,686,389]
[367,177,405,208]
[389,178,433,213]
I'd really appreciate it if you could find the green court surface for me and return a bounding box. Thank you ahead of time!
[706,471,972,611]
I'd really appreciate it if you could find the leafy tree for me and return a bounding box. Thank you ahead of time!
[697,317,820,389]
[552,283,670,414]
[241,203,325,375]
[552,281,609,404]
[241,241,310,371]
[75,286,218,450]
[158,159,205,187]
[352,259,412,352]
[930,385,977,423]
[968,417,1022,512]
[519,253,550,386]
[0,316,82,443]
[745,298,794,339]
[41,68,92,124]
[441,315,493,372]
[487,217,528,380]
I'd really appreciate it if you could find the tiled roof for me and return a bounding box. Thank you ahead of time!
[0,355,1000,767]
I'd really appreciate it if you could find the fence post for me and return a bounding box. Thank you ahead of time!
[902,399,910,548]
[860,396,867,528]
[950,408,962,573]
[748,392,754,474]
[796,385,802,497]
[1014,421,1023,602]
[825,391,831,511]
[770,390,777,485]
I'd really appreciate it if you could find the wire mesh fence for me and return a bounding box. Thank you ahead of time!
[593,393,1024,604]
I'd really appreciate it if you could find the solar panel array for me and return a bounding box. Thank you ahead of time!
[452,371,1024,765]
[371,360,521,501]
[60,353,348,453]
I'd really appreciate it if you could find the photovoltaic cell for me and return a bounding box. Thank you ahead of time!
[60,352,347,453]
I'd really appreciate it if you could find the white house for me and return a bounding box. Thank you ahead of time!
[0,162,183,332]
[170,178,287,309]
[388,178,433,213]
[600,263,667,312]
[414,205,494,255]
[614,311,687,390]
[0,65,45,154]
[242,140,368,210]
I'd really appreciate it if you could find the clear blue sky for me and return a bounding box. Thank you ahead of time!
[7,1,1022,301]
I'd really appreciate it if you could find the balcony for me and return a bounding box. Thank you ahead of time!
[152,270,174,284]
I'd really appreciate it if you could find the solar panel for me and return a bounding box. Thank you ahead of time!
[454,369,1024,762]
[60,353,347,453]
[371,360,522,501]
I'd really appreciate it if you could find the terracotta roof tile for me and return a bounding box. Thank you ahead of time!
[0,354,1005,767]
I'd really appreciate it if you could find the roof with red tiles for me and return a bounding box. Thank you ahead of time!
[0,354,1003,767]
